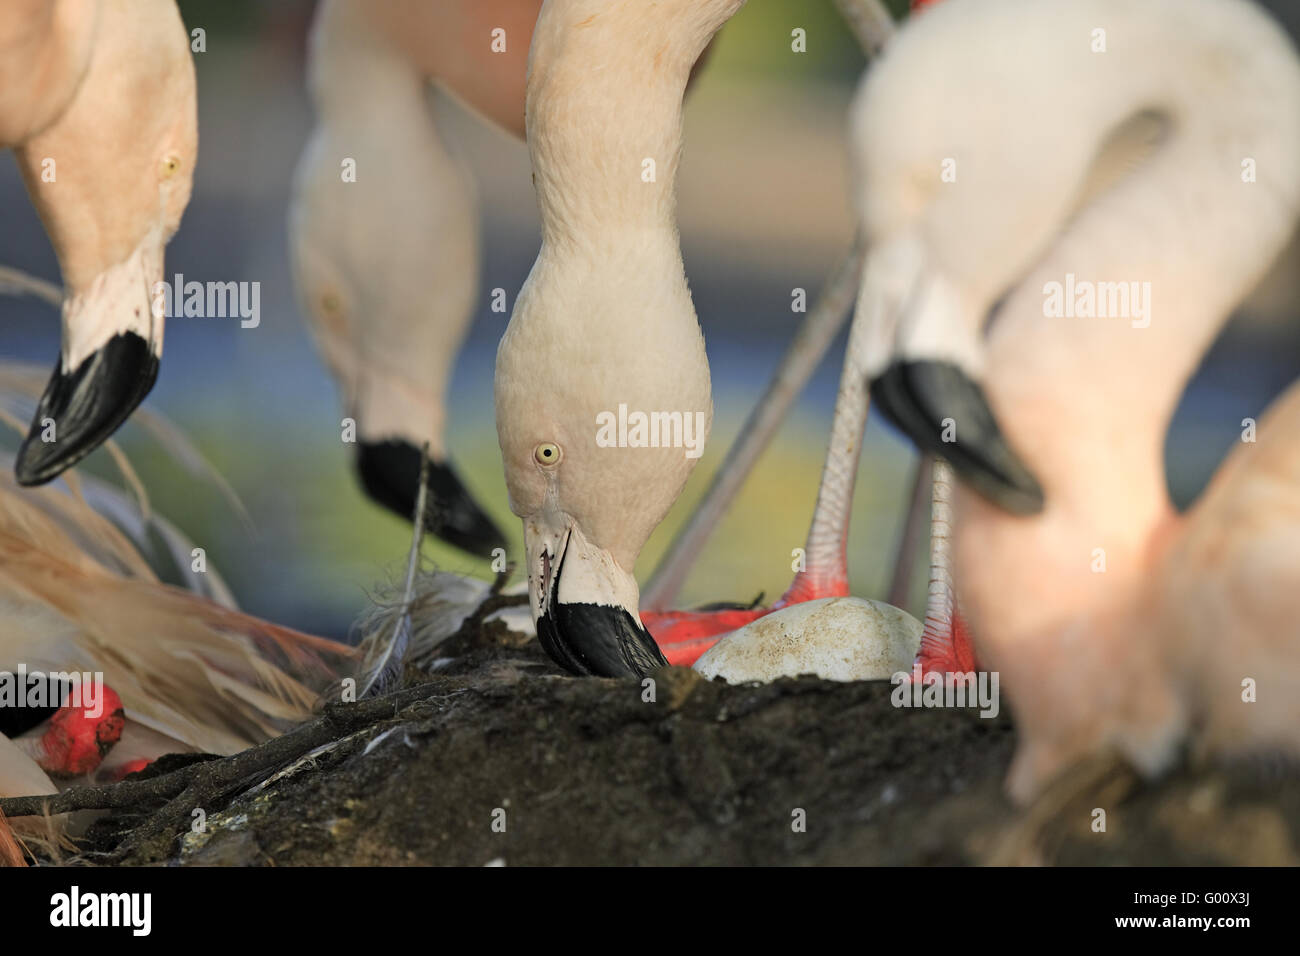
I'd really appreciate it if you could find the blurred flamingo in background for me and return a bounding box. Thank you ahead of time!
[290,0,729,561]
[289,0,549,558]
[851,0,1300,798]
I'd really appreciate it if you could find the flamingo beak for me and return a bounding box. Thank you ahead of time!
[15,332,159,486]
[527,519,668,678]
[355,439,506,558]
[870,360,1044,515]
[14,233,168,487]
[856,237,1044,516]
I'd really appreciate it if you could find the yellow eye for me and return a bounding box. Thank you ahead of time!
[160,154,181,178]
[321,292,341,315]
[534,442,561,466]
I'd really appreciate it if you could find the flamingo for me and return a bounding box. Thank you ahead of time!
[495,0,743,676]
[487,0,879,677]
[493,0,948,679]
[850,0,1300,799]
[288,0,545,557]
[1148,380,1300,773]
[0,0,196,486]
[290,0,726,557]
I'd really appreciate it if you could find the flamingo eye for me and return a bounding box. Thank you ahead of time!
[534,442,561,466]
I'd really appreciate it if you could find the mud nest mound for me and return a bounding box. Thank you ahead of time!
[46,615,1300,866]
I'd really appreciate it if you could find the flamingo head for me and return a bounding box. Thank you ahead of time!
[495,245,712,678]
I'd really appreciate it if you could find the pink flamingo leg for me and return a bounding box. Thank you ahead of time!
[648,0,951,668]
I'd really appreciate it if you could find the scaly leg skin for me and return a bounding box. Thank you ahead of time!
[645,554,852,666]
[644,605,767,667]
[645,586,849,667]
[913,459,979,677]
[641,457,856,666]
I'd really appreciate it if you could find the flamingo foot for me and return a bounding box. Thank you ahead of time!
[915,606,979,678]
[111,758,155,780]
[643,603,767,667]
[645,570,851,666]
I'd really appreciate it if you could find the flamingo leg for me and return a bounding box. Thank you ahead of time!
[641,243,861,611]
[647,0,972,668]
[647,226,881,660]
[914,459,977,675]
[642,0,900,615]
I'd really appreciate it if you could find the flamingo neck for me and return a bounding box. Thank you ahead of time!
[525,0,743,249]
[307,0,429,133]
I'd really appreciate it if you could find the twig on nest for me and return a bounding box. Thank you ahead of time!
[445,591,531,649]
[490,559,516,596]
[0,680,463,862]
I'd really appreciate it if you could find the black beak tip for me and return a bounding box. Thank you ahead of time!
[537,601,668,678]
[355,438,506,558]
[870,359,1045,517]
[534,544,668,678]
[14,332,159,487]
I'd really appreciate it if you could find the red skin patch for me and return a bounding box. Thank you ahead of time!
[916,607,979,678]
[644,607,767,666]
[644,571,850,667]
[36,686,126,778]
[112,759,154,780]
[647,599,980,672]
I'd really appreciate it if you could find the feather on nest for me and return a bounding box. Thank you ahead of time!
[0,357,355,862]
[349,448,532,699]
